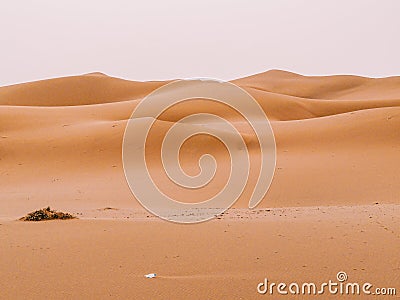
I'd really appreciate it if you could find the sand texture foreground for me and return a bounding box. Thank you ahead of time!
[0,70,399,299]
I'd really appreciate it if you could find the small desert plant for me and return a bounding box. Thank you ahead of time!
[20,207,75,221]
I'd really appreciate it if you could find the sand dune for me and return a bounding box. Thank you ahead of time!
[0,71,399,217]
[235,69,400,100]
[1,71,399,299]
[0,73,166,106]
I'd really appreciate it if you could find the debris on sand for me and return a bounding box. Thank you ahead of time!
[98,207,118,211]
[20,207,76,221]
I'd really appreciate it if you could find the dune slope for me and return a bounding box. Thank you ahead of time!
[0,71,399,218]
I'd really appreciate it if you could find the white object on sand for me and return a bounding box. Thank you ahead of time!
[144,273,157,279]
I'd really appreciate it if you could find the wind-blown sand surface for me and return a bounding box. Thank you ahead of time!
[0,70,399,299]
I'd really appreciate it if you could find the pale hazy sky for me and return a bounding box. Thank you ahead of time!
[1,0,399,86]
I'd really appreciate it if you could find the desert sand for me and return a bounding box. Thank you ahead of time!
[0,70,399,299]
